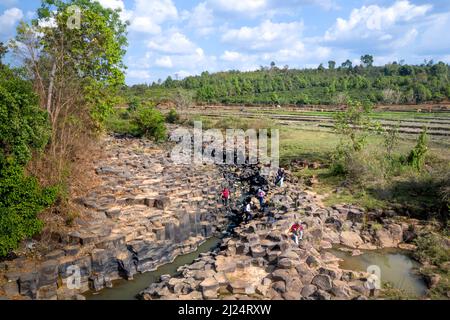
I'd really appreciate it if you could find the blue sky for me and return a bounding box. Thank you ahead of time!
[1,0,450,84]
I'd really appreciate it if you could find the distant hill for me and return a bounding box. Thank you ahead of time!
[124,58,450,106]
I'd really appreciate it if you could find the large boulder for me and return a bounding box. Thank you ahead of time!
[311,274,333,291]
[375,225,403,248]
[301,284,317,298]
[340,231,364,248]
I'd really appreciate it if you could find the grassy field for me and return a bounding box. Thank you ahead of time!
[280,125,449,212]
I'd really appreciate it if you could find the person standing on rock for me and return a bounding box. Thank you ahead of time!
[257,189,266,209]
[290,221,304,245]
[221,187,230,206]
[243,200,253,222]
[275,168,285,187]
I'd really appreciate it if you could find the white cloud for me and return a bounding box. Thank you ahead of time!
[147,30,198,54]
[0,7,23,35]
[186,2,215,36]
[127,69,151,79]
[414,12,450,56]
[324,1,432,42]
[155,56,173,68]
[97,0,125,10]
[173,70,192,79]
[97,0,132,21]
[209,0,268,13]
[222,20,304,51]
[221,50,245,62]
[208,0,339,17]
[129,0,178,34]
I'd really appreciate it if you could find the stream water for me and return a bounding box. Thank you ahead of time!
[85,237,221,300]
[329,248,428,298]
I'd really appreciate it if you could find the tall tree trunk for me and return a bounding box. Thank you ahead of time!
[47,61,57,115]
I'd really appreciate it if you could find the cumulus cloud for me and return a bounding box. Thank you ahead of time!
[222,20,304,51]
[0,7,23,35]
[155,56,173,68]
[324,1,432,42]
[185,2,215,36]
[127,69,152,80]
[208,0,338,15]
[209,0,268,13]
[97,0,133,21]
[147,30,199,54]
[129,0,178,34]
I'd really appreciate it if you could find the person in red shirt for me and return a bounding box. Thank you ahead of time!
[290,222,304,245]
[221,188,230,206]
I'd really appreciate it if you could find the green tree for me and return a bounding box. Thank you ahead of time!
[328,60,336,70]
[12,0,128,132]
[341,59,353,69]
[133,105,167,141]
[334,99,376,152]
[361,54,374,68]
[0,42,7,64]
[0,66,57,256]
[166,109,180,124]
[173,88,193,109]
[407,127,428,171]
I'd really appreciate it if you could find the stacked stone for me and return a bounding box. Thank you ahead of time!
[0,136,227,300]
[139,165,415,301]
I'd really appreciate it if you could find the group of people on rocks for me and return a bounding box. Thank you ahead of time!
[220,167,305,246]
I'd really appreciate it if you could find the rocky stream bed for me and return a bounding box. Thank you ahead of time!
[0,133,432,300]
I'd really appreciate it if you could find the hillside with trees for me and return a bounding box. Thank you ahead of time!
[125,56,450,106]
[0,0,128,256]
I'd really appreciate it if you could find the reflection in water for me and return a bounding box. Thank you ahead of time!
[85,237,221,300]
[330,248,427,298]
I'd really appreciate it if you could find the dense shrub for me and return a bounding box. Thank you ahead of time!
[0,66,57,256]
[407,127,429,171]
[132,106,167,141]
[414,233,450,266]
[0,161,58,256]
[166,109,180,124]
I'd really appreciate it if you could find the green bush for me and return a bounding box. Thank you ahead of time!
[414,233,450,266]
[166,109,180,124]
[0,66,57,256]
[132,106,167,141]
[407,127,429,171]
[0,161,58,256]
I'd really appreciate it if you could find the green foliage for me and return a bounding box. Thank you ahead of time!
[384,121,401,159]
[0,66,56,256]
[0,42,7,63]
[0,67,50,165]
[132,106,167,142]
[128,97,141,113]
[124,59,450,106]
[334,99,377,152]
[21,0,128,129]
[407,127,429,171]
[166,109,180,124]
[361,54,374,68]
[0,161,58,256]
[173,88,193,109]
[414,233,450,266]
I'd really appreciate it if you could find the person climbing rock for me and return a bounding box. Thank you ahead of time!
[257,188,266,209]
[289,221,304,245]
[275,168,285,187]
[243,200,253,223]
[221,187,230,206]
